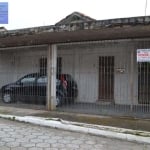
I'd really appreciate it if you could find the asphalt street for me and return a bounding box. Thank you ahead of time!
[0,118,149,150]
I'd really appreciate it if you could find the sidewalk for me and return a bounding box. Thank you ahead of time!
[0,106,150,145]
[0,117,149,150]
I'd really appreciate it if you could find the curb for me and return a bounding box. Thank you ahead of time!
[0,114,150,144]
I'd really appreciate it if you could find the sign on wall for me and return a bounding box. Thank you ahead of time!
[0,2,8,24]
[137,49,150,62]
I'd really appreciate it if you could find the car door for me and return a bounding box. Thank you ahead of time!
[19,76,37,102]
[36,76,47,103]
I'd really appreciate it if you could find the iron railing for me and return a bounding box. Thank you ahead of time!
[0,40,149,118]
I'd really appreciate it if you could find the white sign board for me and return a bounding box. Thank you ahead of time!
[137,49,150,62]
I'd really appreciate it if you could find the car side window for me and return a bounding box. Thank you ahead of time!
[21,77,36,84]
[37,76,47,83]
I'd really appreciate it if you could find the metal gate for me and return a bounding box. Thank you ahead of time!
[56,40,150,118]
[0,40,150,118]
[0,45,47,110]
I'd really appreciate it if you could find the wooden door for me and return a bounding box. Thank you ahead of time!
[99,56,114,101]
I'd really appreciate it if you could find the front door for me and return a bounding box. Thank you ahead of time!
[99,56,114,101]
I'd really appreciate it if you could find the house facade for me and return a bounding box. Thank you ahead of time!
[0,12,150,117]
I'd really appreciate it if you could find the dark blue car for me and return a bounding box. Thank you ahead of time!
[1,73,67,106]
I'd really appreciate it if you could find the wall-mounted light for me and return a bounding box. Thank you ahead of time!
[116,68,125,73]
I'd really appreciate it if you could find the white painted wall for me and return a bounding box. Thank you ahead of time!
[58,42,139,105]
[0,41,143,105]
[0,48,47,88]
[0,52,14,87]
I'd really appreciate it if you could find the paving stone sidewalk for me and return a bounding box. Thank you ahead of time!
[0,118,149,150]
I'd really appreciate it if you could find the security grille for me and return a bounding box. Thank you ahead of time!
[0,40,150,118]
[56,40,150,118]
[0,46,47,109]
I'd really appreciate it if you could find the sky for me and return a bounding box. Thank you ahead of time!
[0,0,150,30]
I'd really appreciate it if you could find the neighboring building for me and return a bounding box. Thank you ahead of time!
[0,27,7,32]
[0,12,150,117]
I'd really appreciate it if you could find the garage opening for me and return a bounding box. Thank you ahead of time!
[0,46,47,110]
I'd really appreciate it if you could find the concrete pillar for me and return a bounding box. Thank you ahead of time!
[130,49,134,111]
[47,44,57,110]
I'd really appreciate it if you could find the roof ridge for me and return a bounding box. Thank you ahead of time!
[55,11,96,26]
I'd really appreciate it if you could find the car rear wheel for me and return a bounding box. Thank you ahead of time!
[2,91,13,103]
